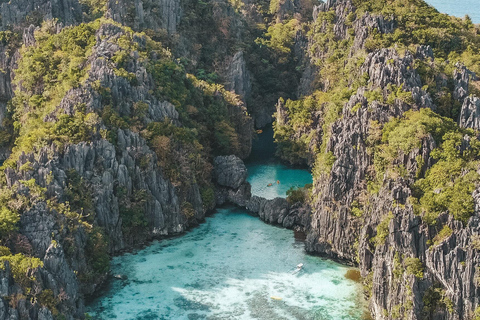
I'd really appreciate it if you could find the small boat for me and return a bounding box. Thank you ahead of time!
[256,129,263,134]
[271,296,282,300]
[267,183,273,187]
[291,263,304,275]
[276,180,280,184]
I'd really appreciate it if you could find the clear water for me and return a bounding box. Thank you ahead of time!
[87,207,365,319]
[246,127,312,199]
[87,127,365,319]
[426,0,480,23]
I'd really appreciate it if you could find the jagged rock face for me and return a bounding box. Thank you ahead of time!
[362,49,421,91]
[299,2,480,319]
[1,0,82,30]
[106,0,181,34]
[453,63,477,102]
[456,64,480,130]
[214,155,247,189]
[459,96,480,130]
[225,51,251,108]
[0,20,255,319]
[313,0,395,53]
[362,48,434,109]
[51,23,181,125]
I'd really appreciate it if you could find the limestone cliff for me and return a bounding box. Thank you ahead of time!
[275,0,480,319]
[0,19,252,319]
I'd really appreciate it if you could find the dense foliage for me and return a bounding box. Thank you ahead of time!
[373,109,480,224]
[0,15,251,308]
[274,0,480,228]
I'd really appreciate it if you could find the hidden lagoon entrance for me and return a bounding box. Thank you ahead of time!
[87,128,366,320]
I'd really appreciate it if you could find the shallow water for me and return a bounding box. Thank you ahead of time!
[87,208,364,319]
[87,128,364,319]
[426,0,480,23]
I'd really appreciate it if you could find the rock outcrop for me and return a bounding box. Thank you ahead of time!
[459,96,480,130]
[0,19,253,320]
[214,155,248,189]
[106,0,181,34]
[1,0,82,30]
[225,51,251,106]
[289,1,480,320]
[213,155,310,230]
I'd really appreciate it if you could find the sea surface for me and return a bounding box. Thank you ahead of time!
[246,126,312,200]
[426,0,480,23]
[86,128,365,319]
[86,208,365,319]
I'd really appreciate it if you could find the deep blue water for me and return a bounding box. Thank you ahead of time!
[426,0,480,23]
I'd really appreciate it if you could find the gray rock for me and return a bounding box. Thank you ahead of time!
[258,197,289,225]
[225,51,251,106]
[1,0,81,30]
[106,0,181,34]
[453,63,477,102]
[214,155,248,189]
[459,95,480,129]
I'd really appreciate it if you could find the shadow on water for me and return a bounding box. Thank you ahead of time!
[245,126,313,200]
[247,126,277,164]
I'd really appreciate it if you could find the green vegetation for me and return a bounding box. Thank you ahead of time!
[5,20,100,168]
[0,206,19,239]
[84,227,110,276]
[286,184,312,204]
[471,235,480,250]
[372,211,394,246]
[36,289,59,315]
[272,0,480,232]
[200,187,215,211]
[405,257,424,279]
[371,108,480,224]
[352,0,480,63]
[350,200,364,217]
[433,225,453,246]
[79,0,107,20]
[473,307,480,320]
[258,19,301,62]
[423,285,454,315]
[3,17,251,258]
[0,247,43,293]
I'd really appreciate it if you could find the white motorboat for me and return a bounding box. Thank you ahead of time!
[291,263,304,275]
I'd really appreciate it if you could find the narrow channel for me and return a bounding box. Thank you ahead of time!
[87,128,366,319]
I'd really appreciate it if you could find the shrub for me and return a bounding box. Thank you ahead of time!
[0,251,43,292]
[36,289,59,315]
[433,225,453,246]
[181,202,195,219]
[405,257,424,279]
[372,212,394,246]
[0,207,20,239]
[423,286,454,315]
[471,235,480,250]
[85,227,109,275]
[200,187,215,210]
[350,200,363,217]
[286,184,312,204]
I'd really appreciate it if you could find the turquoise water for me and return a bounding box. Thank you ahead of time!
[87,208,365,319]
[426,0,480,23]
[87,127,364,319]
[246,127,312,199]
